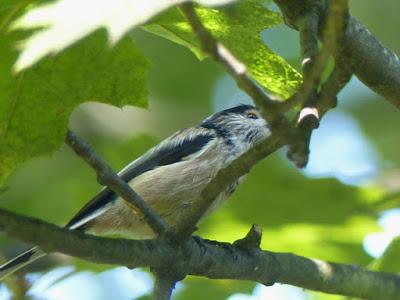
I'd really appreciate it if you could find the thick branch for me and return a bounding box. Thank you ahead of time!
[274,0,400,109]
[343,15,400,108]
[0,209,399,300]
[65,130,167,235]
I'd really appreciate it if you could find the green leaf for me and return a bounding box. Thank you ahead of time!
[11,0,238,71]
[145,1,302,98]
[0,31,150,186]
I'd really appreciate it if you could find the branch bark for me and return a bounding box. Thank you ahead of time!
[280,0,351,169]
[343,15,400,108]
[274,0,400,109]
[0,208,399,300]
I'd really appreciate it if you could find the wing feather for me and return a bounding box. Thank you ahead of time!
[65,127,215,230]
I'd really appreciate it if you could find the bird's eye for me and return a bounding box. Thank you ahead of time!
[246,112,258,119]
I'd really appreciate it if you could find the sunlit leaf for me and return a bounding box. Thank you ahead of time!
[12,0,238,71]
[146,1,302,98]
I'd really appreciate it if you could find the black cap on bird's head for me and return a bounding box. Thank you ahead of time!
[203,104,255,120]
[201,104,256,126]
[201,104,269,145]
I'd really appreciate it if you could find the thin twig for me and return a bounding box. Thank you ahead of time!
[180,2,284,126]
[299,9,319,75]
[275,0,400,111]
[317,0,351,117]
[65,129,167,235]
[281,7,323,111]
[284,0,351,167]
[291,0,347,110]
[174,132,286,239]
[327,0,350,55]
[318,64,352,116]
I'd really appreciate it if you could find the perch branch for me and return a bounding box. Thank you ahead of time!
[0,209,399,300]
[274,0,400,109]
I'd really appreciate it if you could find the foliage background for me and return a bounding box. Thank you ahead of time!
[0,0,400,299]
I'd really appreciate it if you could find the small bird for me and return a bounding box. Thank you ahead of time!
[0,104,270,280]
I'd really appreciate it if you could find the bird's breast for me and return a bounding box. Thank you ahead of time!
[88,142,245,238]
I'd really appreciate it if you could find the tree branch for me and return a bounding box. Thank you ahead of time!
[281,5,321,110]
[282,0,351,167]
[0,208,399,300]
[343,15,400,108]
[274,0,400,109]
[173,132,287,239]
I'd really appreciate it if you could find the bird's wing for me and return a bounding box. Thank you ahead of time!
[65,127,216,230]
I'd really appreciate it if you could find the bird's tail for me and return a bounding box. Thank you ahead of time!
[0,247,46,281]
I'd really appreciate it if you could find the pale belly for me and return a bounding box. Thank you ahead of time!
[87,149,246,239]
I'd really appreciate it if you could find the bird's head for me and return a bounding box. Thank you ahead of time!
[201,104,271,151]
